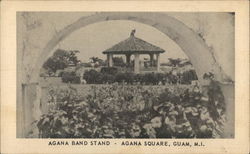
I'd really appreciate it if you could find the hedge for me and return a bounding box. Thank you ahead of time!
[83,69,198,85]
[100,67,118,75]
[61,72,80,84]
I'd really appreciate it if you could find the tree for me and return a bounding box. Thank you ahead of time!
[68,50,81,66]
[168,58,182,67]
[89,57,100,64]
[89,57,106,67]
[42,49,81,75]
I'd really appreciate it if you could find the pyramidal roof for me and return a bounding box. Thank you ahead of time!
[103,30,165,54]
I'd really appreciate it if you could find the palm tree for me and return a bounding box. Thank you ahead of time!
[90,56,100,64]
[168,58,182,67]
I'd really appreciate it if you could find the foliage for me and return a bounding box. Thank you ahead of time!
[180,70,198,84]
[100,67,118,75]
[36,83,226,138]
[61,72,80,84]
[58,71,64,77]
[100,73,116,84]
[37,88,92,138]
[42,49,81,75]
[68,50,80,66]
[80,62,92,67]
[83,69,198,85]
[83,69,102,84]
[168,58,182,67]
[89,57,106,67]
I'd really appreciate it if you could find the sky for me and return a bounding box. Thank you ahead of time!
[44,12,234,78]
[54,20,187,63]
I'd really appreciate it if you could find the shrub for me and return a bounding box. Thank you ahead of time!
[83,69,197,85]
[181,70,198,84]
[61,72,80,84]
[134,74,143,83]
[142,73,158,85]
[124,72,135,84]
[155,73,165,84]
[35,83,226,138]
[115,72,127,83]
[101,73,115,84]
[100,67,118,75]
[168,73,178,84]
[83,69,102,84]
[81,62,92,67]
[58,71,64,77]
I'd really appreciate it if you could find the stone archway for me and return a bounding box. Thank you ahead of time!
[18,12,234,138]
[31,12,227,83]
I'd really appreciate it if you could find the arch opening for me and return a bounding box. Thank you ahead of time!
[32,12,225,83]
[39,20,193,80]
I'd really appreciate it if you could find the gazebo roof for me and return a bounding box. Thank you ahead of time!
[103,30,165,54]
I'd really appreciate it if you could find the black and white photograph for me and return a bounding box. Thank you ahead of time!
[16,12,235,139]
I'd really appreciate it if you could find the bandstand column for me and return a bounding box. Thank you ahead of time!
[134,53,140,73]
[149,54,154,67]
[107,54,113,67]
[156,53,160,72]
[126,54,131,64]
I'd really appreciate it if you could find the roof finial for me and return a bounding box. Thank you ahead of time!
[130,29,136,37]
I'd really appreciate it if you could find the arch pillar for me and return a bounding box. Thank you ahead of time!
[17,83,42,138]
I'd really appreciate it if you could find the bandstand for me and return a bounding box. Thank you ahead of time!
[102,30,165,73]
